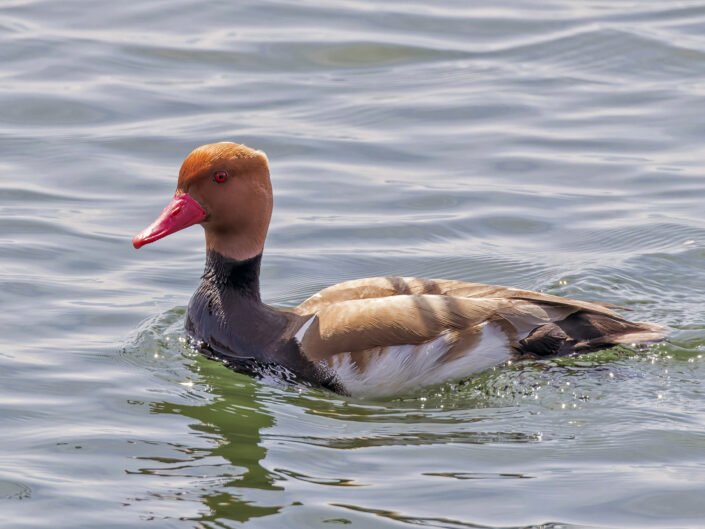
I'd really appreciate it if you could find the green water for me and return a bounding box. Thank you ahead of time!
[2,0,705,527]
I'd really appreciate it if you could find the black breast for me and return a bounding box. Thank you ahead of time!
[185,250,345,393]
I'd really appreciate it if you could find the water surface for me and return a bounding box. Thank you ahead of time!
[2,0,705,527]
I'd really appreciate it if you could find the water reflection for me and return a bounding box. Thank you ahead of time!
[146,370,283,524]
[330,503,587,529]
[122,314,285,524]
[130,337,557,526]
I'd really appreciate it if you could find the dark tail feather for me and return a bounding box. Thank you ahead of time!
[518,312,667,357]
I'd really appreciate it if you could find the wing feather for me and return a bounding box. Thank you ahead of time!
[298,293,568,360]
[293,276,666,366]
[294,276,623,319]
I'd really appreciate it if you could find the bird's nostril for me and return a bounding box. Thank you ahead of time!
[172,206,181,216]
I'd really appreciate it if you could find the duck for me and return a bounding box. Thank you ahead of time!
[133,142,667,397]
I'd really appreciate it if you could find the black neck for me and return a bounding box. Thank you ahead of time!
[187,250,345,393]
[202,250,262,301]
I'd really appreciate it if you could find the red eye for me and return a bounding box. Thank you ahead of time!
[213,171,228,183]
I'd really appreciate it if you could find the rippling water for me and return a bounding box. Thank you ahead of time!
[2,0,705,527]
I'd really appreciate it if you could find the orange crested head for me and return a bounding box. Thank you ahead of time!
[133,142,273,260]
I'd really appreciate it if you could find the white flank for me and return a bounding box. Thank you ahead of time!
[294,315,315,343]
[330,323,511,398]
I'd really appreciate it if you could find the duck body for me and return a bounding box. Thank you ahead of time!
[184,251,665,399]
[133,142,667,398]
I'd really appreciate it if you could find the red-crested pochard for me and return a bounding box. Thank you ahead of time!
[133,142,667,397]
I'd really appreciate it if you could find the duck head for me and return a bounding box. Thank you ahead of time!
[132,142,272,260]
